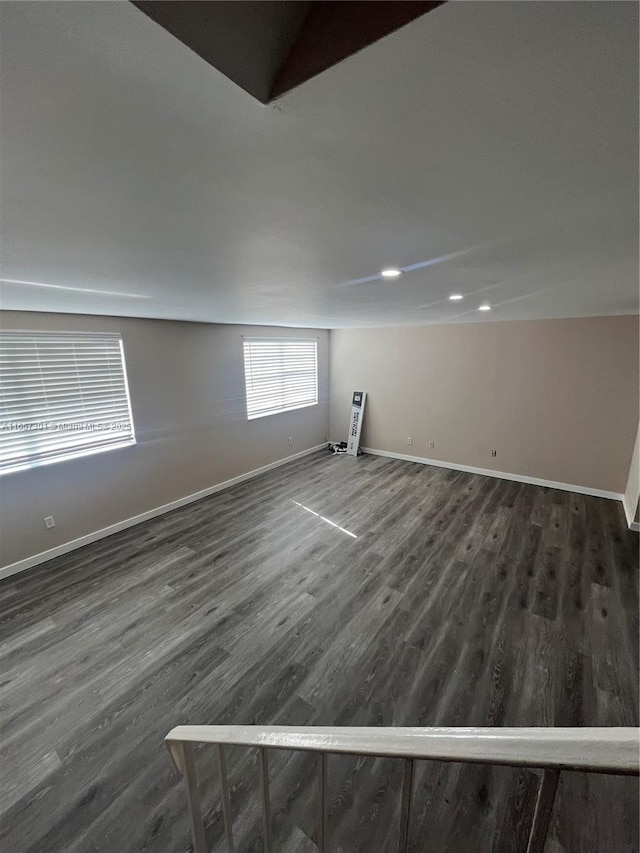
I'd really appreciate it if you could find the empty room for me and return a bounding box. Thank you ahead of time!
[0,2,638,852]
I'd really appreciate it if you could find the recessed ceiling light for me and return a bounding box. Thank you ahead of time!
[478,304,491,311]
[381,268,402,278]
[449,293,464,301]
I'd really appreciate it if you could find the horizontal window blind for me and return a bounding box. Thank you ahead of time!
[0,331,136,474]
[243,337,318,420]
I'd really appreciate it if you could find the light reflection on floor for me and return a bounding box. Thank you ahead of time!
[291,499,358,539]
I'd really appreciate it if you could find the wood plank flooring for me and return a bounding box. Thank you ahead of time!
[0,451,638,853]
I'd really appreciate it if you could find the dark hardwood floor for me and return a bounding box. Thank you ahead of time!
[1,451,638,853]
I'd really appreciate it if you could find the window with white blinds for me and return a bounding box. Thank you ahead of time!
[0,331,136,475]
[243,337,318,420]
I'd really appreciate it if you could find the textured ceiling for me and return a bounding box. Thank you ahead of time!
[0,1,637,328]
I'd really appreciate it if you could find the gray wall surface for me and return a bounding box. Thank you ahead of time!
[0,311,329,567]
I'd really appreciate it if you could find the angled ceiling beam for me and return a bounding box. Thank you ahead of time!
[132,1,445,104]
[132,1,311,104]
[272,1,446,100]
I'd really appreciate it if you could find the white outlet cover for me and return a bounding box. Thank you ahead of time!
[44,515,55,529]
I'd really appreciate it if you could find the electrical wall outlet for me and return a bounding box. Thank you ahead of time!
[491,450,497,457]
[428,441,435,449]
[288,436,294,445]
[407,437,412,445]
[44,515,55,529]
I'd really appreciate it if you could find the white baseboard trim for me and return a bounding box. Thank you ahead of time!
[622,493,640,532]
[0,443,327,582]
[360,446,624,503]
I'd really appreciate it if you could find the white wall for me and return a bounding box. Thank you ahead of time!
[623,423,640,527]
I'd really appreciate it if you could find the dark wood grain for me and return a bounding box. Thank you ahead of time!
[0,451,637,852]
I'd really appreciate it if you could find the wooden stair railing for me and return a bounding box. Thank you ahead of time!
[165,725,640,853]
